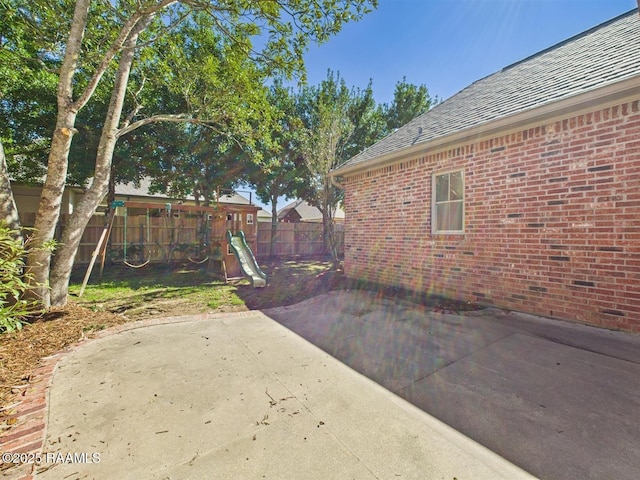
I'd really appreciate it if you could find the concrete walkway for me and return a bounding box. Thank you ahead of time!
[34,290,640,479]
[36,308,533,480]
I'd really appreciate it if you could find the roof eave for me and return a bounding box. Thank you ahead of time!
[330,76,640,178]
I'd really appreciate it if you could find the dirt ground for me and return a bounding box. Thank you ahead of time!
[0,258,478,419]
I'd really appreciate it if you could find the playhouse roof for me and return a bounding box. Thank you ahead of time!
[332,9,640,176]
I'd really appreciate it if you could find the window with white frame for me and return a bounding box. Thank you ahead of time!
[432,170,464,233]
[246,213,254,225]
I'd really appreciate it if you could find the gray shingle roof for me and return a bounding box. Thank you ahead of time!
[115,178,254,205]
[335,9,640,174]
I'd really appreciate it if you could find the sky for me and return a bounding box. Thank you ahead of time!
[250,0,638,211]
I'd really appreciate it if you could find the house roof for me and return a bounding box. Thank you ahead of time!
[115,178,254,206]
[277,199,345,222]
[256,208,272,220]
[115,178,181,200]
[333,9,640,176]
[277,199,304,220]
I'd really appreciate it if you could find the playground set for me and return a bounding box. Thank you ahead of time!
[78,200,267,295]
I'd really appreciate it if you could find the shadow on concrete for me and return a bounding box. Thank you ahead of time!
[265,290,640,480]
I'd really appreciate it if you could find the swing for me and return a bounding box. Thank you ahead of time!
[187,213,210,264]
[188,255,209,265]
[123,207,151,268]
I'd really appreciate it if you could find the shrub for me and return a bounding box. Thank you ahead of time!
[0,222,50,333]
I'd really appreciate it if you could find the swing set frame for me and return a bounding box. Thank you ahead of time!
[113,201,221,266]
[78,199,260,296]
[78,201,220,291]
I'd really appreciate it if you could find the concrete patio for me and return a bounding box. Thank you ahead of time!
[35,290,640,479]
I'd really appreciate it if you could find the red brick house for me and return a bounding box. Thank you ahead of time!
[329,10,640,331]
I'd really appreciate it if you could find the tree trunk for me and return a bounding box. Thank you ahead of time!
[321,179,339,269]
[0,140,22,238]
[270,192,279,257]
[105,163,117,220]
[49,16,152,306]
[323,214,338,268]
[26,110,79,306]
[326,213,339,270]
[24,0,90,307]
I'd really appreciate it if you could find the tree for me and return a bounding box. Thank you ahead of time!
[1,0,121,194]
[4,0,377,307]
[0,1,61,185]
[295,71,353,266]
[342,79,386,163]
[122,13,276,206]
[140,125,250,206]
[249,80,304,256]
[383,76,433,133]
[44,4,158,306]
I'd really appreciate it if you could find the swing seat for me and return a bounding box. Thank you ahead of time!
[188,256,209,265]
[123,259,151,269]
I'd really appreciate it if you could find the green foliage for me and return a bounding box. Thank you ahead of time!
[294,70,354,207]
[0,223,53,333]
[0,0,61,181]
[2,0,377,190]
[342,80,386,163]
[383,76,434,132]
[289,71,355,262]
[248,79,304,210]
[0,0,119,186]
[249,72,434,214]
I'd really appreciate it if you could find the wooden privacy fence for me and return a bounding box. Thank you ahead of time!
[18,212,344,265]
[20,212,219,266]
[256,222,344,258]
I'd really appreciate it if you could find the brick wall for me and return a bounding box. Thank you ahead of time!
[343,99,640,331]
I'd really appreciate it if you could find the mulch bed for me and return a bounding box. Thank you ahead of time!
[0,304,129,412]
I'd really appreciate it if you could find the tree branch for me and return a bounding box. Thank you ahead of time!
[73,0,179,112]
[114,113,232,139]
[121,76,147,129]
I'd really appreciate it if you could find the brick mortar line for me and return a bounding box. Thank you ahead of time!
[0,310,261,479]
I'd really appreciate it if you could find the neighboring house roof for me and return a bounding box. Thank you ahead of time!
[256,208,273,221]
[115,178,179,200]
[277,199,303,221]
[115,178,254,206]
[333,9,640,176]
[277,199,345,222]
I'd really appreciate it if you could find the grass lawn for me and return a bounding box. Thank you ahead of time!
[68,258,342,319]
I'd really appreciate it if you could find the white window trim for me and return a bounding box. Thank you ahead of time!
[246,213,254,225]
[432,168,465,234]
